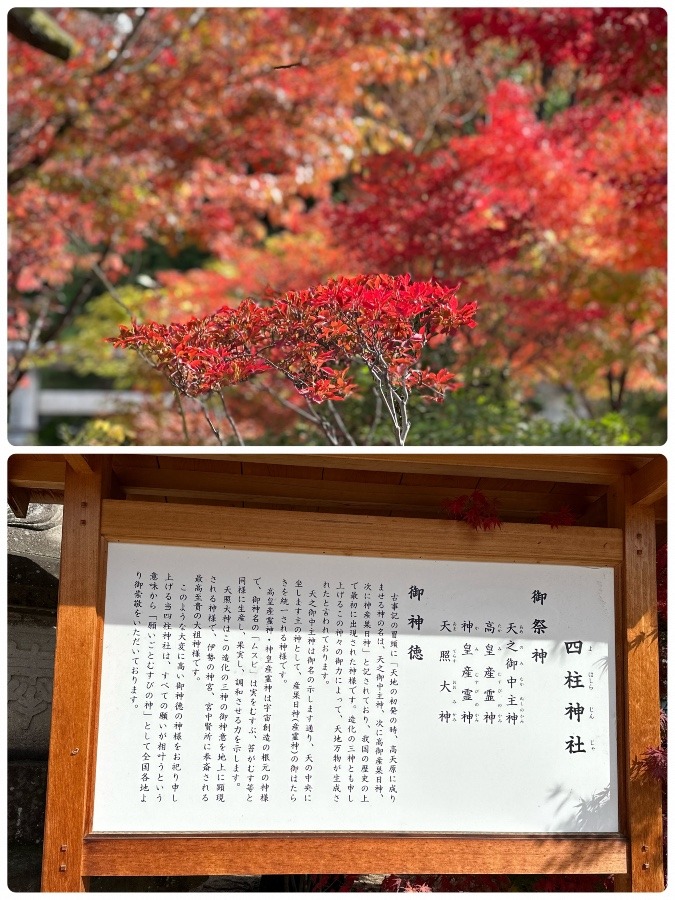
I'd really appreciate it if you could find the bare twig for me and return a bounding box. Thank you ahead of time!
[199,399,226,446]
[217,389,245,446]
[173,390,190,443]
[94,8,148,76]
[120,8,206,74]
[326,400,356,446]
[366,391,383,444]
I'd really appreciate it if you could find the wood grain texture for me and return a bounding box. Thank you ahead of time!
[8,454,66,490]
[628,455,666,507]
[606,477,628,838]
[64,454,94,475]
[241,460,320,480]
[82,834,627,877]
[41,459,112,892]
[100,501,623,566]
[181,453,648,483]
[7,453,657,493]
[7,482,31,518]
[620,502,664,891]
[110,467,596,518]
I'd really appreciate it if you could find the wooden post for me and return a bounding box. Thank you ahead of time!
[610,474,665,891]
[41,458,112,892]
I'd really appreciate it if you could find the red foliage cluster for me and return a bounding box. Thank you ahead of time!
[634,744,667,785]
[539,506,576,529]
[329,75,666,397]
[656,543,667,619]
[113,273,477,405]
[456,8,666,96]
[442,491,502,532]
[8,7,667,421]
[333,78,666,283]
[380,874,514,892]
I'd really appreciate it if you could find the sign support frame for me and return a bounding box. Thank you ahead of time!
[40,460,663,891]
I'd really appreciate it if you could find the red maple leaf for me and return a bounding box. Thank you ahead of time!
[442,490,502,531]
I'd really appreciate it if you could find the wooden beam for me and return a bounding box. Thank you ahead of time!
[629,456,666,508]
[101,501,623,567]
[9,453,657,494]
[111,466,595,517]
[180,453,647,484]
[574,493,607,528]
[41,459,112,892]
[11,488,65,507]
[82,834,627,877]
[64,454,95,476]
[652,497,667,524]
[7,483,31,518]
[9,456,67,491]
[621,503,664,890]
[610,480,665,891]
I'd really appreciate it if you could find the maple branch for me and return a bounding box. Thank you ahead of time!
[94,9,148,77]
[369,365,405,446]
[8,114,74,187]
[199,399,226,446]
[119,8,206,75]
[413,64,452,155]
[251,372,343,445]
[78,244,200,418]
[173,390,190,443]
[326,400,357,446]
[388,380,411,446]
[8,8,79,60]
[252,382,327,426]
[271,61,305,71]
[83,254,134,316]
[366,392,384,443]
[8,293,53,395]
[607,366,628,412]
[27,242,114,359]
[304,401,342,446]
[217,389,246,446]
[9,11,149,187]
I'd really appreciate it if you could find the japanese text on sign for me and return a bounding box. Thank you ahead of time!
[93,545,618,833]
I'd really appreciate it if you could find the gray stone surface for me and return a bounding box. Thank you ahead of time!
[8,503,62,609]
[8,504,62,893]
[7,553,60,608]
[7,502,63,531]
[7,843,43,893]
[8,612,56,758]
[8,760,48,844]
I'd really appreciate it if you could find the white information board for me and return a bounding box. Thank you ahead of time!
[92,543,618,834]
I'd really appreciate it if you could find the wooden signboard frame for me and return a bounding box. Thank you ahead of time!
[40,458,664,891]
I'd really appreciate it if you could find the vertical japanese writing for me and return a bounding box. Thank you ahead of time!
[322,581,331,684]
[279,578,288,683]
[141,573,158,803]
[290,680,299,802]
[261,630,273,804]
[157,571,170,803]
[172,578,185,802]
[206,575,217,696]
[202,699,212,801]
[193,574,203,678]
[98,548,616,835]
[216,580,231,804]
[389,587,399,802]
[360,582,371,804]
